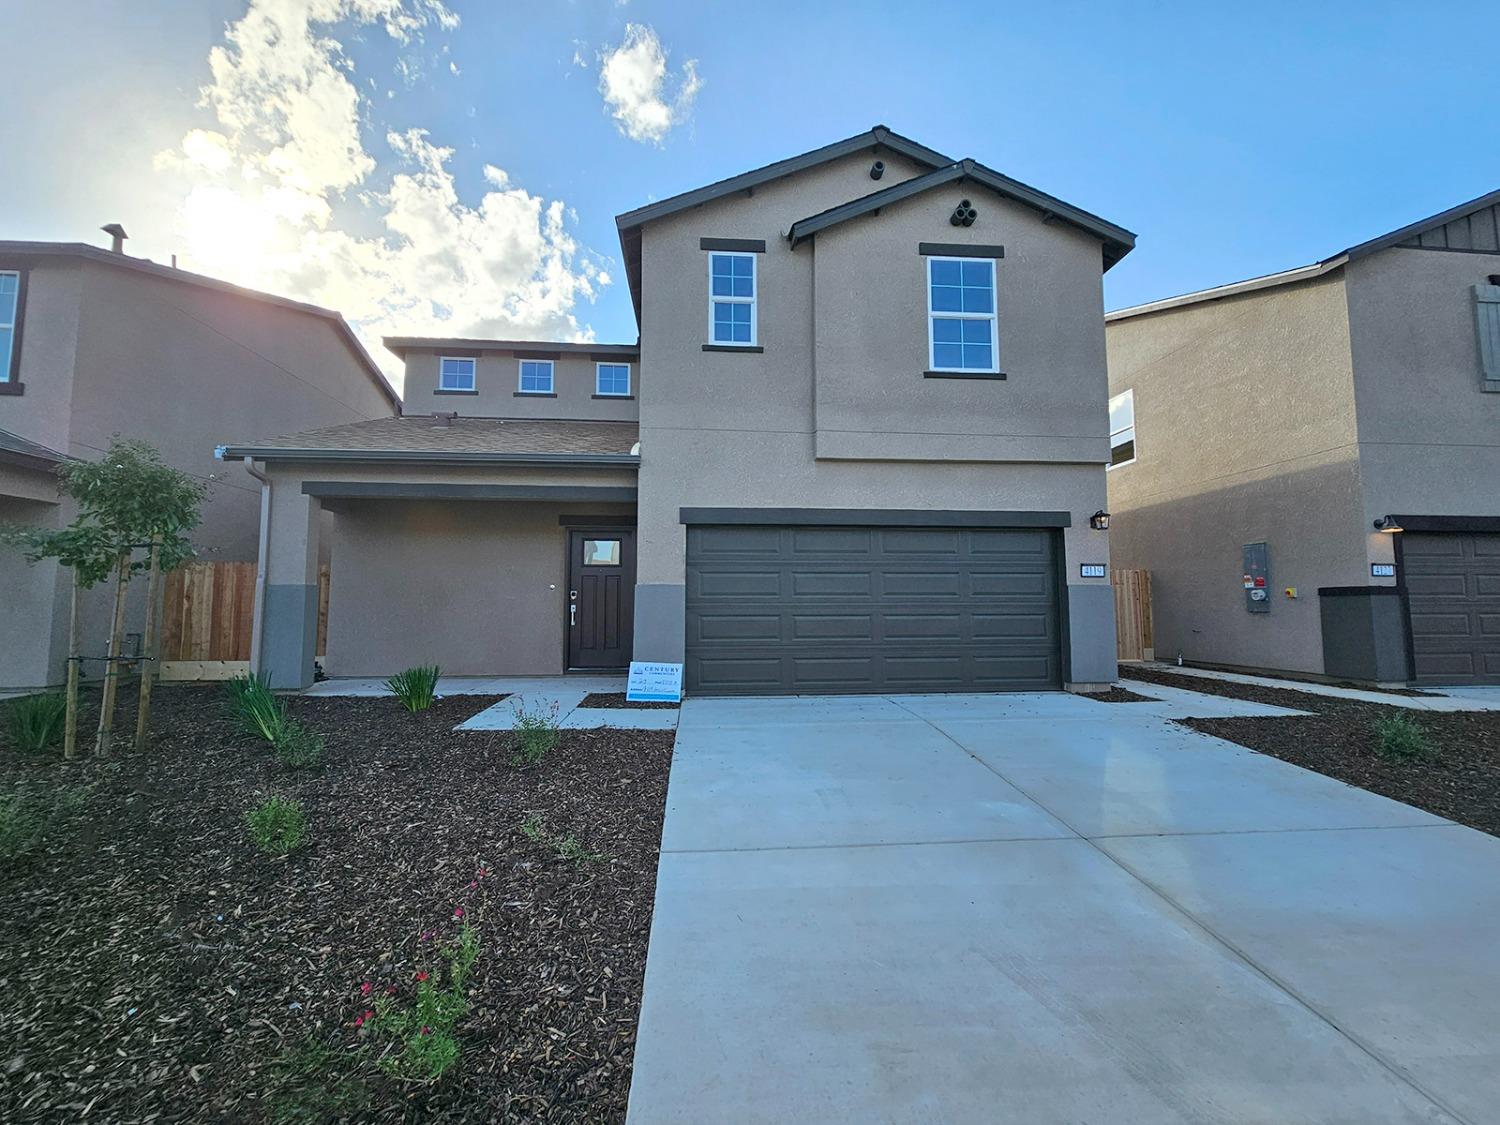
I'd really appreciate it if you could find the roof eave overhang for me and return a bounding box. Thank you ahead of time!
[219,448,641,468]
[0,448,65,474]
[1106,256,1349,323]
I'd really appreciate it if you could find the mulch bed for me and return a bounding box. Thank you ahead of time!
[1078,687,1157,704]
[1121,665,1500,837]
[577,694,679,711]
[0,685,675,1124]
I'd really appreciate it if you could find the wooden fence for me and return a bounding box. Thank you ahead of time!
[159,561,329,680]
[1112,568,1154,662]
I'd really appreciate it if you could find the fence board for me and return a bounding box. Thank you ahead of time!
[1112,568,1154,662]
[161,561,327,673]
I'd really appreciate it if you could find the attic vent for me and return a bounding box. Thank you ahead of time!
[950,200,977,227]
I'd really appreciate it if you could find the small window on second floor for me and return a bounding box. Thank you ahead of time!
[519,359,554,394]
[927,258,997,372]
[596,362,631,396]
[1109,389,1136,469]
[439,356,475,392]
[0,271,19,382]
[709,253,756,345]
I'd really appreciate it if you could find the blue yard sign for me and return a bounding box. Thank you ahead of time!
[627,661,684,703]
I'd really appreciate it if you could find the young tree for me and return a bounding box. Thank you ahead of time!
[4,439,205,756]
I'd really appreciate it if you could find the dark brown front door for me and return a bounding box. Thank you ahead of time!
[567,529,635,669]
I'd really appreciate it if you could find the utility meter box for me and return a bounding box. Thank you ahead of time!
[1243,542,1270,614]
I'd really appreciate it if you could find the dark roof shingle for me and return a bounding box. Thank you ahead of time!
[220,416,639,464]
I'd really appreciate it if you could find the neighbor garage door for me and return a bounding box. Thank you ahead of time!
[684,525,1062,695]
[1403,531,1500,685]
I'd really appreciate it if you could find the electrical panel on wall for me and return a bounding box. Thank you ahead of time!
[1243,542,1270,614]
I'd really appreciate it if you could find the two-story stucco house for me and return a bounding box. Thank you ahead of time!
[222,127,1135,696]
[0,235,399,692]
[1106,188,1500,686]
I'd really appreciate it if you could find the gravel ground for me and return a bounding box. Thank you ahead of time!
[577,694,680,711]
[1121,665,1500,837]
[0,684,674,1124]
[1079,687,1157,704]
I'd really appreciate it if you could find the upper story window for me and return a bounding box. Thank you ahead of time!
[438,355,476,392]
[596,362,631,397]
[518,359,554,394]
[0,271,20,383]
[927,258,997,373]
[1109,389,1136,469]
[709,253,756,345]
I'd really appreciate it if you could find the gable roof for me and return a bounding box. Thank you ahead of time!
[0,241,401,410]
[787,159,1136,270]
[1108,186,1500,322]
[0,427,66,473]
[614,126,952,323]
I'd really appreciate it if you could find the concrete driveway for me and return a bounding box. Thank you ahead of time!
[626,691,1500,1124]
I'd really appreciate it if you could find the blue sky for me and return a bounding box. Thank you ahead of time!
[4,2,1497,377]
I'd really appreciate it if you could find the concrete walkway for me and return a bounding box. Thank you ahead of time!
[1132,661,1500,712]
[628,691,1500,1124]
[304,675,680,730]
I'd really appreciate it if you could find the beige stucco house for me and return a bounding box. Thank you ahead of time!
[1106,188,1500,685]
[0,236,399,691]
[223,127,1135,696]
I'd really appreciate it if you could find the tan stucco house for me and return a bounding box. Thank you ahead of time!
[223,127,1135,696]
[0,235,399,691]
[1106,188,1500,686]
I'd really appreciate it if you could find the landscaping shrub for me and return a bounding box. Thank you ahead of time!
[386,664,441,712]
[267,1037,371,1125]
[5,693,67,754]
[370,923,481,1082]
[1374,713,1434,761]
[226,672,289,743]
[518,811,608,863]
[0,788,84,862]
[245,796,307,854]
[273,722,325,771]
[510,700,561,766]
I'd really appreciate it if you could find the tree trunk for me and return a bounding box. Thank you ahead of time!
[64,572,80,760]
[94,549,132,757]
[134,536,163,753]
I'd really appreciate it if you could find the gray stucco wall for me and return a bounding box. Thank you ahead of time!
[1346,246,1500,536]
[402,349,640,421]
[631,149,1118,681]
[1105,271,1366,675]
[0,255,397,689]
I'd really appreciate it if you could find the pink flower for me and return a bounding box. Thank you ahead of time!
[360,981,372,996]
[416,970,429,982]
[353,1013,367,1029]
[452,906,465,920]
[466,880,478,890]
[386,984,397,995]
[420,929,435,942]
[420,1026,432,1036]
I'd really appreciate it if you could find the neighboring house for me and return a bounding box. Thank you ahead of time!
[0,235,399,691]
[1106,189,1500,686]
[222,126,1134,696]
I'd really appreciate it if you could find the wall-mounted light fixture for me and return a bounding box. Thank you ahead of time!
[1373,515,1404,534]
[1089,510,1111,530]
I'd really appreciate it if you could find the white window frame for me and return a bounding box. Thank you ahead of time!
[517,358,555,395]
[1108,388,1136,470]
[707,252,757,347]
[0,270,18,383]
[926,256,999,374]
[438,355,476,392]
[595,361,632,397]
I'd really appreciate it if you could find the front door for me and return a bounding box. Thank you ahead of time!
[567,529,635,669]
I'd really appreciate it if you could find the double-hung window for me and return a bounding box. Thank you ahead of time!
[1109,389,1136,468]
[438,355,475,392]
[0,271,19,383]
[596,362,631,396]
[708,253,756,345]
[927,257,997,373]
[518,359,554,394]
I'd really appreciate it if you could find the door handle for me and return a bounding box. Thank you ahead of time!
[570,603,577,627]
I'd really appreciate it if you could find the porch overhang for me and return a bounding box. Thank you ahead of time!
[301,481,638,503]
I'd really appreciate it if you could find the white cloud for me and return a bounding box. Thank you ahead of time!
[597,24,701,145]
[153,0,605,389]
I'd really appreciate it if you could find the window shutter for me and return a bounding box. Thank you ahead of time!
[1477,284,1500,392]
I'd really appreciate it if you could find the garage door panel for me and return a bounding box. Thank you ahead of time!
[1404,531,1500,685]
[685,524,1063,695]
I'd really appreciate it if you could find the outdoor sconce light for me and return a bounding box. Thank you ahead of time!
[1373,516,1404,534]
[1090,510,1111,531]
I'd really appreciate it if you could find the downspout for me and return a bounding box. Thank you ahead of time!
[242,456,271,678]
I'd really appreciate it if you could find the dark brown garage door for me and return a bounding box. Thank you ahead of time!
[1403,531,1500,685]
[684,525,1062,696]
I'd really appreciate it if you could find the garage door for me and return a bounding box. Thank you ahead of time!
[684,525,1062,696]
[1403,531,1500,684]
